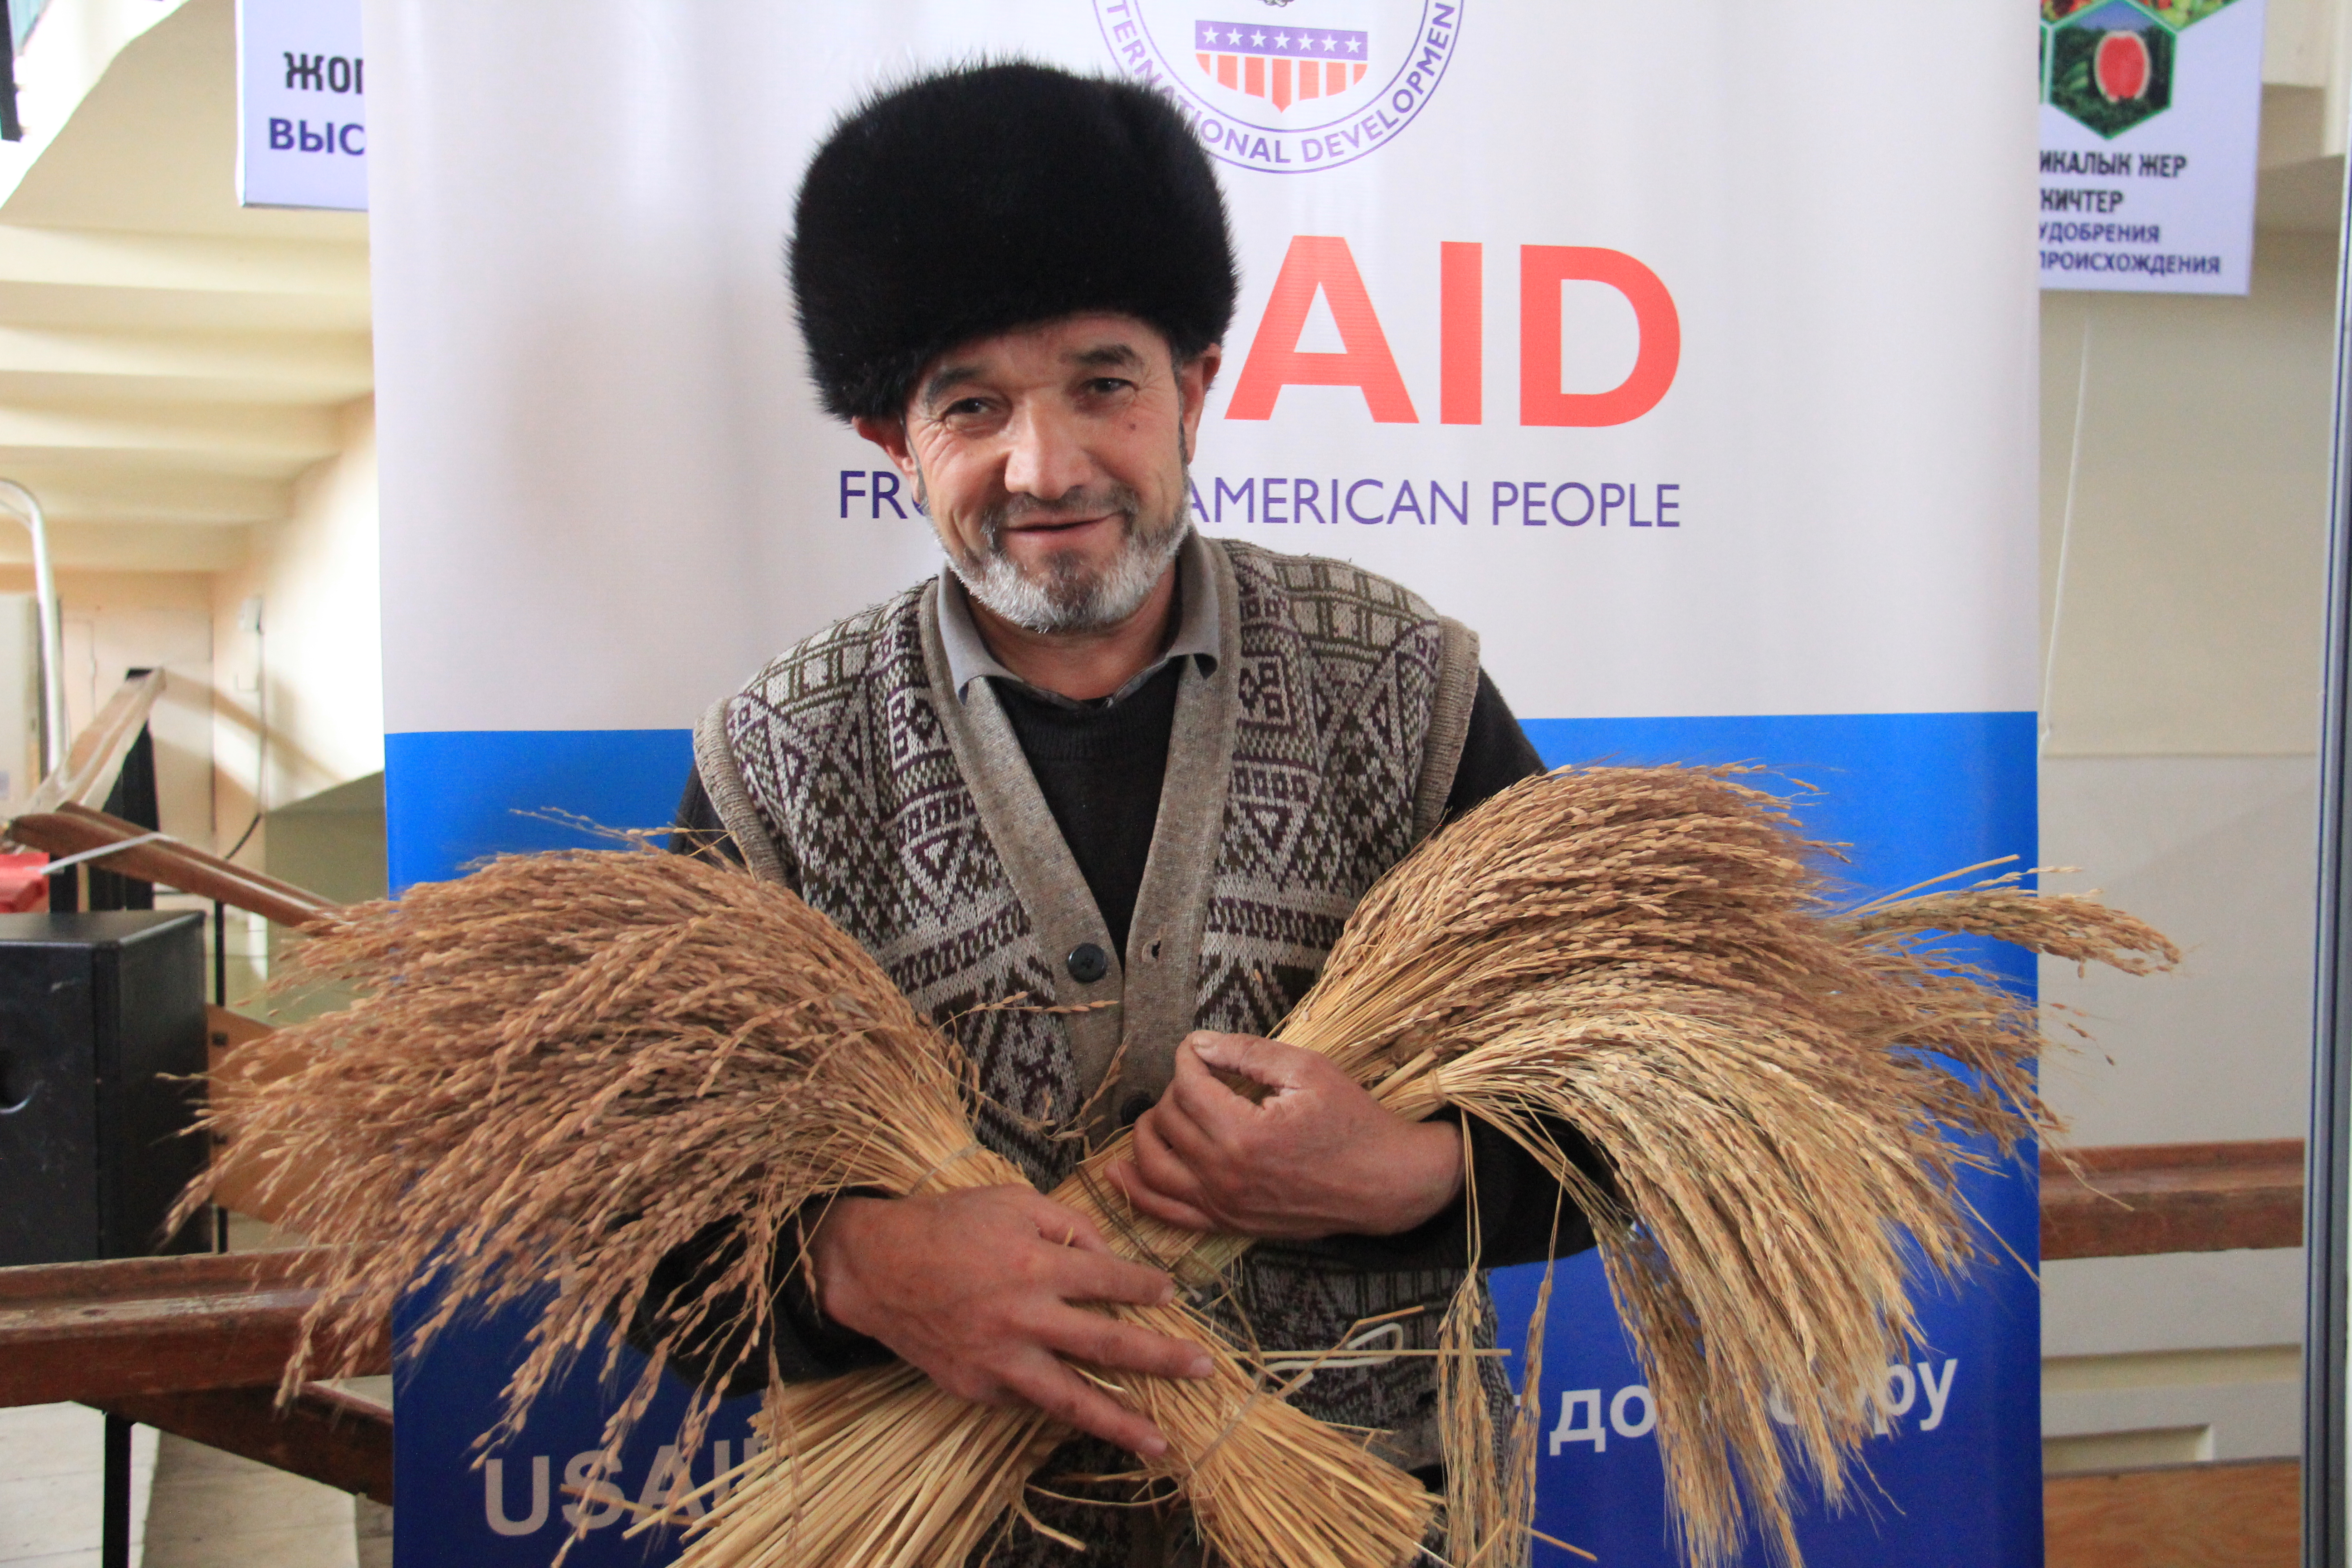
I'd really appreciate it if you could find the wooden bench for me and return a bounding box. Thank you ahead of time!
[0,1249,392,1505]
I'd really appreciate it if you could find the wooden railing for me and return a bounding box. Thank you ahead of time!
[2042,1139,2305,1259]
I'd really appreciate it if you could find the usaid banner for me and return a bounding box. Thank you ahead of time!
[366,3,2041,1563]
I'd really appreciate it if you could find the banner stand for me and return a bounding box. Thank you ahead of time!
[2305,118,2352,1568]
[369,8,2047,1560]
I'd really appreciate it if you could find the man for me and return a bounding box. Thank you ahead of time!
[652,62,1604,1565]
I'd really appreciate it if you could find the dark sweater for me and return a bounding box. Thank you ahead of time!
[643,665,1608,1392]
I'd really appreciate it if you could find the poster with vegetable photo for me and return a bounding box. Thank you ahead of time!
[2037,0,2263,293]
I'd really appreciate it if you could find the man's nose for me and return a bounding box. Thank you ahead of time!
[1001,401,1095,501]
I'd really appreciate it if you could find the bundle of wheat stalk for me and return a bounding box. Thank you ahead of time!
[184,848,1439,1568]
[668,764,2174,1568]
[182,764,2174,1568]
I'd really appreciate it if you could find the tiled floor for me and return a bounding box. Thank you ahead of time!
[0,1404,156,1568]
[0,1401,385,1568]
[137,1434,354,1568]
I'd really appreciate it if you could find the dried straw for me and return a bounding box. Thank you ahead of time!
[1252,763,2173,1565]
[684,764,2175,1567]
[182,764,2175,1568]
[179,848,1434,1568]
[179,849,962,1464]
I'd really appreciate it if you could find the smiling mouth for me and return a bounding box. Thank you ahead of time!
[1005,515,1112,537]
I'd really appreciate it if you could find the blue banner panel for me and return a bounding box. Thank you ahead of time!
[384,729,693,892]
[392,1289,759,1566]
[1501,709,2041,1567]
[386,711,2038,1567]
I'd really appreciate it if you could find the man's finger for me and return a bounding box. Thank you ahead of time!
[1185,1031,1312,1090]
[1131,1106,1225,1202]
[1045,1243,1181,1309]
[1177,1035,1377,1142]
[1107,1162,1220,1233]
[1161,1053,1258,1146]
[1000,1351,1171,1457]
[1019,1192,1111,1256]
[1131,1105,1207,1185]
[1040,1306,1217,1384]
[1164,1067,1245,1137]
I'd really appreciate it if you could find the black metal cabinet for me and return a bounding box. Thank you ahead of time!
[0,911,207,1265]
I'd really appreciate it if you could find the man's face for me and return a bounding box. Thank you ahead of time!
[855,314,1220,635]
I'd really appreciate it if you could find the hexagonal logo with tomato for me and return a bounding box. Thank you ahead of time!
[2046,0,2177,137]
[2044,0,2241,23]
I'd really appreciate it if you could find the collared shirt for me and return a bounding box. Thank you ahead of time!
[935,528,1221,708]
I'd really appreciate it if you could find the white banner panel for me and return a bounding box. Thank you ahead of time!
[372,3,2038,738]
[235,0,368,211]
[2037,0,2266,293]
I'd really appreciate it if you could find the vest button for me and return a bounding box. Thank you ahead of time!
[1066,942,1109,984]
[1118,1093,1154,1129]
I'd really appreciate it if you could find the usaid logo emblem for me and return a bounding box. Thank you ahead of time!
[1094,1,1464,174]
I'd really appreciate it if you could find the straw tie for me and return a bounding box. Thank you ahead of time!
[1189,1387,1270,1483]
[907,1141,990,1194]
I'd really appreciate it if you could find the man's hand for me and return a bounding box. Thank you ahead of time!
[1106,1032,1465,1241]
[807,1185,1213,1456]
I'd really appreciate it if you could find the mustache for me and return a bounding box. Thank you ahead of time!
[977,485,1143,545]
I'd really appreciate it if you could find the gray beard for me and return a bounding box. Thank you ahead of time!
[946,481,1191,635]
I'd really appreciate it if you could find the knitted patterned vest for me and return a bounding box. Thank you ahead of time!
[695,535,1489,1480]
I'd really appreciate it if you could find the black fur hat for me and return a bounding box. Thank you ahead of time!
[789,62,1239,421]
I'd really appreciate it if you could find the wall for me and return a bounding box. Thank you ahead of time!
[190,394,379,996]
[210,394,382,855]
[0,563,216,844]
[2036,221,2337,1470]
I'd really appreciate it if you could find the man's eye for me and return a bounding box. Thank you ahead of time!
[945,398,991,418]
[1086,378,1133,397]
